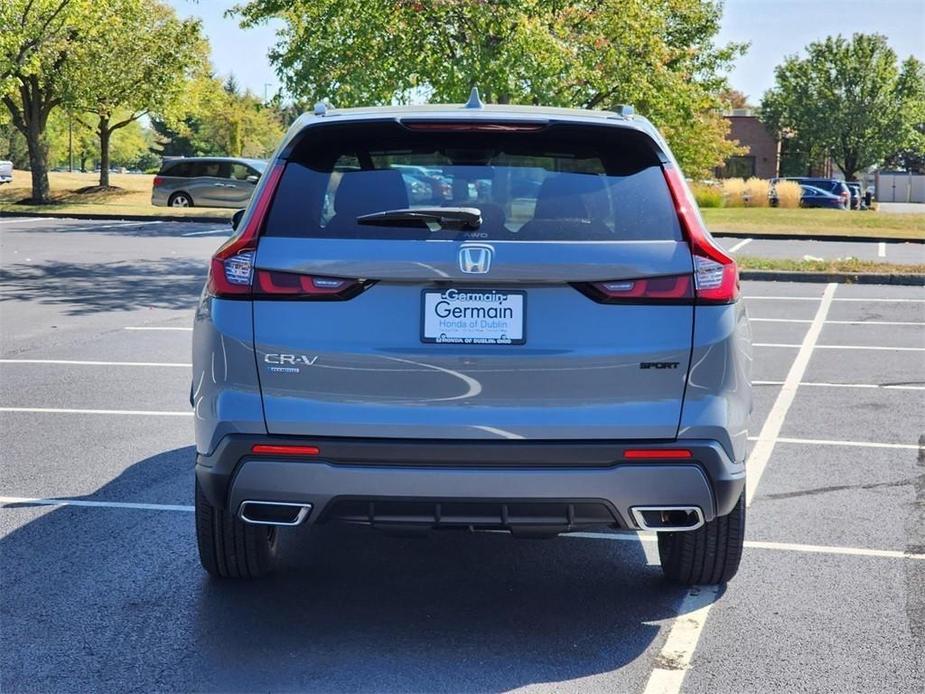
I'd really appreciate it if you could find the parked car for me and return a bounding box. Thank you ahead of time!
[771,176,850,209]
[799,184,847,209]
[846,182,863,210]
[152,157,267,208]
[0,160,12,185]
[192,96,751,586]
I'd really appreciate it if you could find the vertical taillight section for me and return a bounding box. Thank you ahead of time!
[663,165,739,304]
[207,161,285,298]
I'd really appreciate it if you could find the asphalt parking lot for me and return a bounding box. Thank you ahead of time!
[1,216,923,693]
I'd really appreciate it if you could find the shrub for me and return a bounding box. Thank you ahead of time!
[691,182,724,208]
[743,177,770,207]
[774,180,802,208]
[721,178,746,207]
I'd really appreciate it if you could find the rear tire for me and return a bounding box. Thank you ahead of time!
[657,492,745,585]
[169,192,193,207]
[195,479,278,578]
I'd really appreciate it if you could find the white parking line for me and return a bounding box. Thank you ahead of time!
[0,407,191,416]
[181,228,229,237]
[0,359,190,367]
[642,282,837,694]
[750,435,919,451]
[878,242,886,258]
[566,533,925,561]
[124,326,193,331]
[751,318,925,326]
[752,380,925,391]
[727,238,752,253]
[748,296,925,303]
[0,496,194,512]
[0,217,51,224]
[754,343,925,351]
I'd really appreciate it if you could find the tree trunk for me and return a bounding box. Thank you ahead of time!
[26,119,51,204]
[98,117,111,188]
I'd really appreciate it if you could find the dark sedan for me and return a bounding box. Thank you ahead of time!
[800,185,847,209]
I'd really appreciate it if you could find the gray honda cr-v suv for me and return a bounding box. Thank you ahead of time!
[192,96,751,585]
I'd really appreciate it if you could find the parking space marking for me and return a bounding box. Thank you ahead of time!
[748,296,925,303]
[746,283,836,503]
[749,435,919,450]
[727,238,752,253]
[643,283,836,694]
[753,380,925,391]
[752,318,925,326]
[878,242,886,258]
[180,228,229,237]
[755,343,925,351]
[567,533,925,561]
[0,407,191,416]
[0,359,190,367]
[124,326,193,331]
[0,217,52,224]
[0,495,194,512]
[642,587,721,694]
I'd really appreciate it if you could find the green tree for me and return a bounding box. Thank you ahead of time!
[198,76,284,157]
[233,0,746,177]
[0,0,103,201]
[761,34,924,181]
[68,0,207,187]
[885,56,925,172]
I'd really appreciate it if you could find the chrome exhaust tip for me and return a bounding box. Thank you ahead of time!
[630,506,704,532]
[238,500,312,526]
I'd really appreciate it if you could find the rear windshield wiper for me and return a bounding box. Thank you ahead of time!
[356,207,482,231]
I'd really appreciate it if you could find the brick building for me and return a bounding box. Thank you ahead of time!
[716,110,780,179]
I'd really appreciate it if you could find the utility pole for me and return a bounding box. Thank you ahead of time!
[68,117,73,173]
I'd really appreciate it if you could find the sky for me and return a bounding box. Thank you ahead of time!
[168,0,925,104]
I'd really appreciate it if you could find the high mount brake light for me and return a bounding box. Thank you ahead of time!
[402,121,547,132]
[207,161,285,298]
[662,165,739,304]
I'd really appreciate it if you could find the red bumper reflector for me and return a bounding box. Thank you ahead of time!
[624,449,693,459]
[251,444,320,456]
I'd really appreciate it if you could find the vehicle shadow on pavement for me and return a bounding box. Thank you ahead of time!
[0,258,205,314]
[1,446,692,692]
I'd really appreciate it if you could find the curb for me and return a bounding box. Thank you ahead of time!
[0,210,230,224]
[712,230,923,244]
[740,270,925,286]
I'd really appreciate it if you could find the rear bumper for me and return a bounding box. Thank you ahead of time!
[197,436,745,530]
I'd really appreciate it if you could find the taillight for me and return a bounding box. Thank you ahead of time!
[153,176,164,186]
[207,162,285,298]
[253,269,367,300]
[579,274,693,304]
[663,165,739,304]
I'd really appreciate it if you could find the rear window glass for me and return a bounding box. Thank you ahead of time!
[264,122,680,241]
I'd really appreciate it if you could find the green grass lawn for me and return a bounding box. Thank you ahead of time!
[738,255,925,274]
[0,170,232,219]
[702,207,925,240]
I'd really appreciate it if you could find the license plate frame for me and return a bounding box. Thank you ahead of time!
[421,288,526,345]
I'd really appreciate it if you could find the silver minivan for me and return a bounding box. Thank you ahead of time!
[192,99,751,585]
[152,157,266,208]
